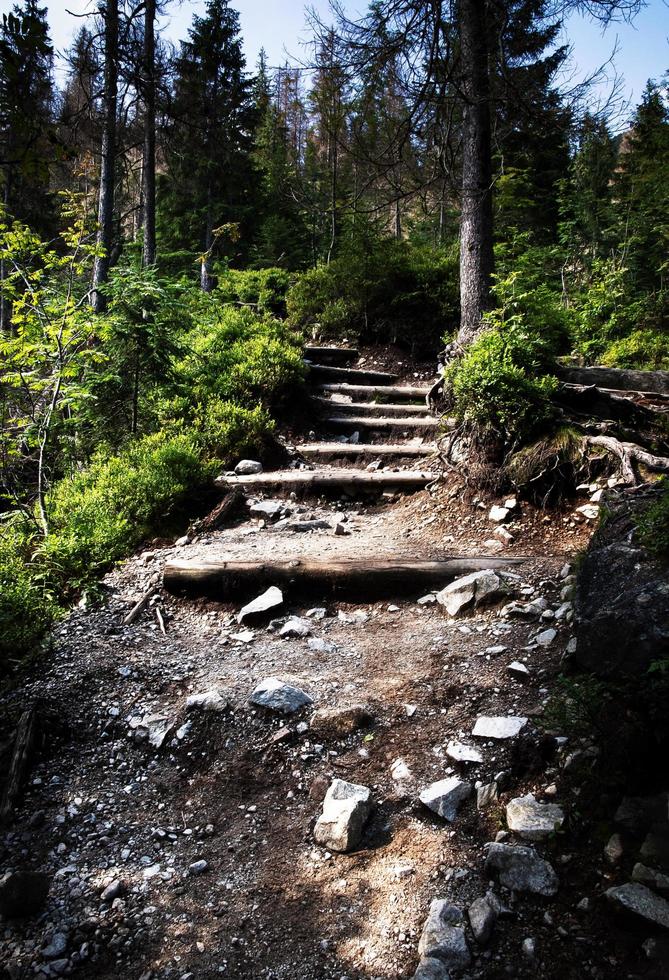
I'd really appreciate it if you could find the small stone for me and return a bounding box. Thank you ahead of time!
[472,716,527,739]
[522,937,536,960]
[308,637,336,654]
[188,860,208,875]
[412,957,452,980]
[605,882,669,929]
[419,777,472,822]
[489,505,510,523]
[249,500,283,521]
[494,525,514,544]
[468,896,497,945]
[387,604,400,612]
[417,899,471,969]
[175,534,191,547]
[632,862,669,895]
[445,741,483,764]
[417,594,437,606]
[640,825,669,870]
[137,713,176,749]
[307,607,327,619]
[405,704,418,717]
[0,871,51,918]
[507,661,529,680]
[42,933,68,959]
[506,794,565,841]
[535,628,557,647]
[576,504,599,520]
[310,705,372,738]
[231,629,255,643]
[250,677,313,714]
[554,602,573,621]
[235,459,263,475]
[279,616,312,638]
[604,833,624,866]
[185,689,229,713]
[100,879,126,902]
[237,586,284,623]
[485,843,559,896]
[334,522,350,536]
[313,779,373,853]
[477,782,499,809]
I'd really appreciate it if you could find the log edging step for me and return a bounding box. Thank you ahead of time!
[325,415,440,430]
[297,442,437,458]
[163,556,526,599]
[307,363,399,385]
[312,396,434,418]
[214,469,438,491]
[317,383,430,401]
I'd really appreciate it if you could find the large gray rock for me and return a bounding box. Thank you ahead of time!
[417,900,471,970]
[420,778,472,822]
[632,862,669,895]
[310,704,372,738]
[606,882,669,929]
[185,689,229,713]
[248,500,283,520]
[472,716,527,739]
[506,794,565,841]
[313,778,373,852]
[412,957,451,980]
[0,871,51,918]
[435,570,506,618]
[640,825,669,871]
[250,677,313,714]
[238,586,284,623]
[235,459,263,475]
[468,896,497,945]
[445,741,482,764]
[485,843,559,896]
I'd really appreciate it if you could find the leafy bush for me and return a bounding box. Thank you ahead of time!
[194,399,274,458]
[216,268,292,317]
[287,240,459,350]
[0,519,57,669]
[40,433,212,587]
[601,328,669,370]
[637,479,669,557]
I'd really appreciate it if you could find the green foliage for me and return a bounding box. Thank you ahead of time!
[637,479,669,557]
[40,433,211,588]
[0,518,56,669]
[600,327,669,371]
[542,674,612,740]
[194,399,274,458]
[215,267,291,317]
[287,240,459,350]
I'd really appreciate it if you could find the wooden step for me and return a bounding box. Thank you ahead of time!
[308,363,399,385]
[312,396,434,418]
[325,415,440,435]
[164,556,525,600]
[297,442,437,460]
[559,366,669,395]
[214,468,437,492]
[317,383,430,402]
[304,346,358,366]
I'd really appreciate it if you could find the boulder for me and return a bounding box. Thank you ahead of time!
[632,862,669,895]
[313,779,373,852]
[485,843,559,896]
[419,778,472,822]
[417,900,471,970]
[0,871,51,918]
[235,459,263,475]
[185,689,229,713]
[237,586,284,624]
[606,882,669,930]
[248,500,283,520]
[412,957,452,980]
[310,704,372,738]
[506,794,565,841]
[435,570,506,618]
[472,716,527,739]
[250,677,313,714]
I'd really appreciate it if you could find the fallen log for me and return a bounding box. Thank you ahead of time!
[557,383,665,429]
[163,556,525,600]
[214,469,437,491]
[197,489,245,532]
[1,705,38,823]
[559,366,669,395]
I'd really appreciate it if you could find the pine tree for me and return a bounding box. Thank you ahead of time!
[160,0,255,288]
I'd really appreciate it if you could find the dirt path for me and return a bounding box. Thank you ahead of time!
[1,348,637,980]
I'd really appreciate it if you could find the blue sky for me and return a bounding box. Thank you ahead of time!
[7,0,669,119]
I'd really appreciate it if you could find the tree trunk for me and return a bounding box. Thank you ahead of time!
[456,0,494,346]
[141,0,157,268]
[200,183,215,292]
[92,0,119,313]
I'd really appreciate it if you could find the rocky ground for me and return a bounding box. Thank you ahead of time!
[2,350,668,980]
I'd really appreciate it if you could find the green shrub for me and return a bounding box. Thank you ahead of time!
[194,399,274,458]
[287,240,459,350]
[41,433,212,587]
[215,268,292,317]
[637,479,669,557]
[0,519,57,668]
[601,328,669,370]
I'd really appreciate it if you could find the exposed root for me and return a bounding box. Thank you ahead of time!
[585,435,669,485]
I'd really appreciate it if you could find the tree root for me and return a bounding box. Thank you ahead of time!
[585,435,669,484]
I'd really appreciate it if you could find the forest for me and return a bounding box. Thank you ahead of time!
[0,1,669,976]
[1,0,667,665]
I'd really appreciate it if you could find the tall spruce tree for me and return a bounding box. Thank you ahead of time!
[160,0,254,288]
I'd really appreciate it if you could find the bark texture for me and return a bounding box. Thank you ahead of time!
[141,0,157,268]
[92,0,119,313]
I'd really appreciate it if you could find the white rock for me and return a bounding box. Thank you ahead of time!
[489,505,510,523]
[605,883,669,929]
[436,570,505,618]
[576,504,599,521]
[250,677,313,714]
[235,459,263,475]
[554,601,573,621]
[307,637,336,654]
[419,777,472,821]
[507,661,530,679]
[473,716,527,739]
[446,741,483,764]
[535,628,557,647]
[417,594,437,605]
[248,500,283,520]
[506,794,565,840]
[279,616,312,638]
[313,779,373,852]
[494,525,514,544]
[185,690,229,713]
[237,586,284,623]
